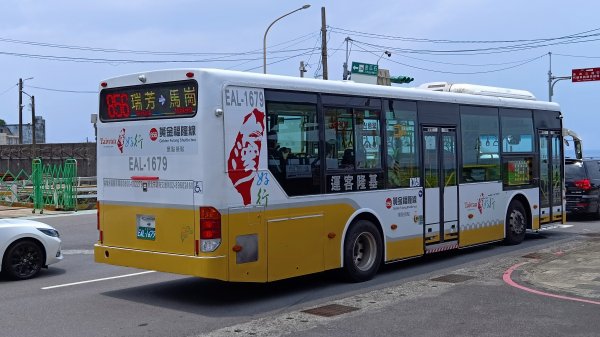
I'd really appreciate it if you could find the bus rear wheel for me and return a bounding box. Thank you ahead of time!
[342,220,382,282]
[505,200,527,245]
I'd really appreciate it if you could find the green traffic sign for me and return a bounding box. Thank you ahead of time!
[351,62,378,76]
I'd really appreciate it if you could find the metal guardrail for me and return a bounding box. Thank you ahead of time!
[76,176,97,200]
[0,158,98,211]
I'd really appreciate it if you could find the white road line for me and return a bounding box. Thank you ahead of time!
[42,271,155,290]
[21,210,97,220]
[61,249,94,255]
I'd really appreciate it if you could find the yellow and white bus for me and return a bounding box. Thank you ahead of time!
[94,69,564,282]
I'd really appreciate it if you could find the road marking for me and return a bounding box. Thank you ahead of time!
[21,210,97,220]
[61,249,94,255]
[503,262,600,306]
[42,271,155,290]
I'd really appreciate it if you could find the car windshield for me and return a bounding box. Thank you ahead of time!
[565,161,587,181]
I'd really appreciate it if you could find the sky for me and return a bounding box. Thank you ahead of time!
[1,0,600,153]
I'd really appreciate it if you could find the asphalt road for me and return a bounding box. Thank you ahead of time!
[1,213,598,337]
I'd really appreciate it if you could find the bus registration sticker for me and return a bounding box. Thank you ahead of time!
[136,215,156,240]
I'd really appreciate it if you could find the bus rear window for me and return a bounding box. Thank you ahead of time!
[99,80,198,122]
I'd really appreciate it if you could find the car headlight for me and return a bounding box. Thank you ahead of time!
[38,228,60,238]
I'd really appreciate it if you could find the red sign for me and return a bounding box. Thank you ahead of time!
[572,67,600,82]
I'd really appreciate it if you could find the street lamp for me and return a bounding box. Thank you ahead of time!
[263,4,311,74]
[549,75,571,102]
[546,51,572,102]
[376,51,391,67]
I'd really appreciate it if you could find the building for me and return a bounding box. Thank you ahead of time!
[0,125,18,145]
[2,116,46,145]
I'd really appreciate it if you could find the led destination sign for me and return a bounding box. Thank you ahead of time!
[99,80,198,121]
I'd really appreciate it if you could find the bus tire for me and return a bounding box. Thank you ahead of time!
[342,220,382,282]
[505,200,527,245]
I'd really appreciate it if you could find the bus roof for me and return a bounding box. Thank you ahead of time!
[101,68,562,112]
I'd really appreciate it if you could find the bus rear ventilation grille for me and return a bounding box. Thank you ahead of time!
[302,304,359,317]
[430,274,475,283]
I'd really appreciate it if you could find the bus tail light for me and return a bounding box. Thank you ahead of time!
[199,207,221,253]
[575,179,592,191]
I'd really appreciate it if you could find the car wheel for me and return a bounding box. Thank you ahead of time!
[2,240,44,280]
[342,220,382,282]
[505,200,527,245]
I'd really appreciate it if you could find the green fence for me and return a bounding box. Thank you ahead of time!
[32,159,78,213]
[0,169,31,206]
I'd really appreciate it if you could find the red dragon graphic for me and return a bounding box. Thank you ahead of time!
[117,128,126,153]
[477,193,484,214]
[227,109,265,205]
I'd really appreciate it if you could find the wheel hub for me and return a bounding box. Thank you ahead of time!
[352,232,376,271]
[510,210,526,234]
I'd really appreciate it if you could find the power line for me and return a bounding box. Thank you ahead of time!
[304,34,322,69]
[226,32,321,70]
[0,48,320,64]
[0,31,320,57]
[352,43,546,74]
[554,53,600,59]
[351,35,600,56]
[0,31,322,65]
[329,26,600,44]
[330,25,600,56]
[369,48,552,67]
[25,85,96,94]
[328,31,346,58]
[243,50,316,72]
[0,83,17,97]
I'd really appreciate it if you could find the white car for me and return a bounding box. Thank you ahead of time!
[0,219,63,280]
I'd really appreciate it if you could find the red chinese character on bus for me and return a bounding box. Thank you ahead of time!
[227,109,265,205]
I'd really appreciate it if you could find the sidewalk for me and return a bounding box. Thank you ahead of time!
[201,234,600,337]
[0,205,82,218]
[514,235,600,300]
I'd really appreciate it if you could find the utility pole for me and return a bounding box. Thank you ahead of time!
[343,37,351,80]
[547,52,552,101]
[18,78,23,144]
[547,52,571,102]
[31,95,36,157]
[320,7,328,80]
[299,61,307,77]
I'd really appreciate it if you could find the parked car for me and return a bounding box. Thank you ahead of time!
[565,157,600,218]
[0,219,63,280]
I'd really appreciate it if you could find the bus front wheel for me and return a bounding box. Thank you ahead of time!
[342,220,382,282]
[505,200,527,245]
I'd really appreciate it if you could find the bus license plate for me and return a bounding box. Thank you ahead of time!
[136,215,156,240]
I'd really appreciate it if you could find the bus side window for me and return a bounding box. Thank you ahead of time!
[265,100,320,196]
[460,106,500,182]
[384,99,419,188]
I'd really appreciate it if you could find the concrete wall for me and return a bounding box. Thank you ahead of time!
[0,142,96,177]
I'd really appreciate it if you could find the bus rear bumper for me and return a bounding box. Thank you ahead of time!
[94,244,228,281]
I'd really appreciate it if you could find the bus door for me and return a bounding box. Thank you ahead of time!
[422,127,459,251]
[538,130,564,224]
